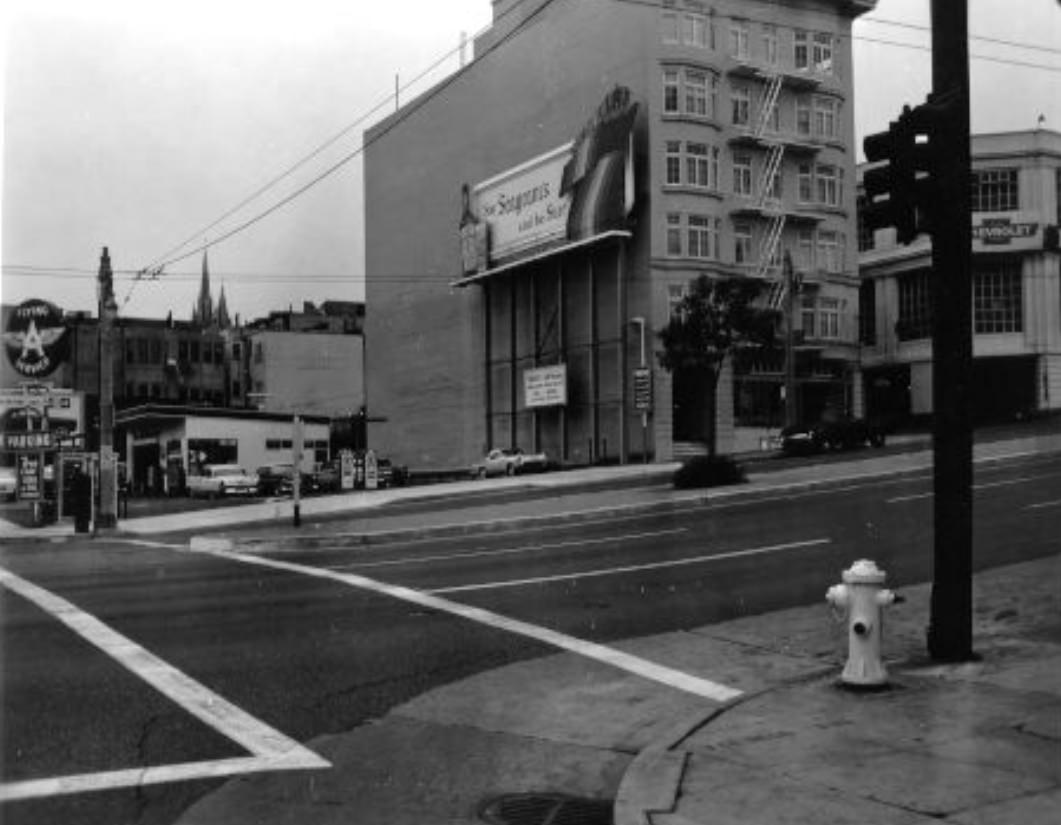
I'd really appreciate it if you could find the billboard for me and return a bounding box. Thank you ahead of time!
[461,86,639,273]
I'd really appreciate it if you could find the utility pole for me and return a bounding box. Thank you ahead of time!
[782,251,797,429]
[927,0,974,661]
[292,415,303,527]
[97,247,118,529]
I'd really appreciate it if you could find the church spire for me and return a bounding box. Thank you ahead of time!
[217,284,231,329]
[196,249,214,326]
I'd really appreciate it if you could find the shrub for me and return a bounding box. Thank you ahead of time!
[672,455,747,489]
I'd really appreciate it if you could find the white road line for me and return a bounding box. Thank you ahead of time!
[329,527,688,570]
[0,566,328,801]
[427,538,832,594]
[886,472,1061,504]
[182,544,746,704]
[1026,499,1061,510]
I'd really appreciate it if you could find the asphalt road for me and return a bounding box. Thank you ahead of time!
[1,450,1059,825]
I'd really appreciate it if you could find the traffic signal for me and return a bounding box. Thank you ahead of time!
[862,96,951,246]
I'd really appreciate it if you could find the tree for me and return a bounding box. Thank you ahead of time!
[657,275,780,456]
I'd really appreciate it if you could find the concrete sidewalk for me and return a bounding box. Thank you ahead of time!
[175,554,1060,825]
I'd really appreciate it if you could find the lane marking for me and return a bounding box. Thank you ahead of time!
[0,566,328,802]
[182,544,746,704]
[886,472,1061,504]
[427,538,832,594]
[329,527,688,570]
[1026,499,1061,510]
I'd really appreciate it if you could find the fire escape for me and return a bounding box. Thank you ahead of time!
[751,70,787,310]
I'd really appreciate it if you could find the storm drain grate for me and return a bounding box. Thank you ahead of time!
[478,792,612,825]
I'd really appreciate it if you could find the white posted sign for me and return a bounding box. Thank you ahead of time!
[523,365,567,409]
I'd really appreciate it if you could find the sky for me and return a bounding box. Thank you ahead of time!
[2,0,1059,323]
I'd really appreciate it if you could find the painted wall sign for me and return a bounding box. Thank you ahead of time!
[523,364,568,409]
[972,213,1041,252]
[3,299,69,378]
[464,86,639,266]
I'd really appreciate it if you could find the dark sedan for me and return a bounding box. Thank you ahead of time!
[780,415,886,455]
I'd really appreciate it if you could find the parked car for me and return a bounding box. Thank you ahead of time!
[187,464,259,497]
[311,461,342,494]
[0,466,16,501]
[472,447,549,478]
[780,415,886,455]
[256,463,317,497]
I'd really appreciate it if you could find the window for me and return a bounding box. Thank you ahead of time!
[203,341,213,364]
[661,11,679,43]
[794,30,809,70]
[685,142,711,188]
[801,295,816,336]
[797,228,815,271]
[668,284,688,318]
[683,13,708,47]
[733,152,753,196]
[214,342,223,363]
[816,230,841,273]
[663,68,717,118]
[178,340,189,361]
[816,164,842,207]
[687,215,717,259]
[763,25,778,65]
[857,195,875,251]
[798,164,813,203]
[149,339,162,364]
[663,69,680,113]
[666,213,683,256]
[974,263,1022,333]
[729,20,749,60]
[813,32,834,74]
[897,270,933,340]
[734,221,753,264]
[190,340,200,362]
[137,339,149,364]
[731,84,750,126]
[125,340,135,364]
[971,168,1019,212]
[232,342,242,360]
[685,70,708,116]
[254,342,264,363]
[665,141,682,185]
[818,297,840,339]
[232,381,241,397]
[859,281,877,345]
[796,99,812,137]
[813,96,839,139]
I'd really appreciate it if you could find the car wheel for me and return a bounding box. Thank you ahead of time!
[506,464,515,476]
[217,484,226,498]
[870,432,886,448]
[477,467,486,479]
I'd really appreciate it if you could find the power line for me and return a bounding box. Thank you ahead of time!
[138,0,550,277]
[854,34,1061,74]
[861,16,1061,56]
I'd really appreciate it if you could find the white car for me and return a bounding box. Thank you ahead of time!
[472,447,549,478]
[0,466,16,501]
[187,464,259,498]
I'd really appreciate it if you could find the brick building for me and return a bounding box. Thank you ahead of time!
[365,0,874,470]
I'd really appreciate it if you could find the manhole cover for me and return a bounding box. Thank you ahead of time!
[479,792,612,825]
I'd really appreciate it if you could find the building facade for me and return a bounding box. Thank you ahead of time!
[858,129,1061,424]
[365,0,873,469]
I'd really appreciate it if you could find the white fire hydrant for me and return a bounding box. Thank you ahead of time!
[826,559,898,688]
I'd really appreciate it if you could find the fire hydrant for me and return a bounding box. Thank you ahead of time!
[826,559,898,688]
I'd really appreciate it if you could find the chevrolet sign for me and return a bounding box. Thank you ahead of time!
[972,214,1040,251]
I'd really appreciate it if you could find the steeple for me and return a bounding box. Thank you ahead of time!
[217,284,231,329]
[195,249,214,326]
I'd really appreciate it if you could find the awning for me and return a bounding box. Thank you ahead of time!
[450,229,632,288]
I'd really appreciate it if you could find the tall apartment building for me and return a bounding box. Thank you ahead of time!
[365,0,874,469]
[858,129,1061,424]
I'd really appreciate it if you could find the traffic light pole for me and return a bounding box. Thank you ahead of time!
[927,0,974,661]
